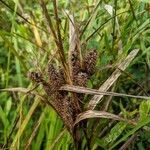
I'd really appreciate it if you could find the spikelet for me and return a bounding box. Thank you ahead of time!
[28,71,43,83]
[61,96,74,131]
[42,81,53,96]
[83,49,97,75]
[48,63,65,91]
[59,67,66,84]
[47,64,74,131]
[50,93,74,132]
[74,72,88,87]
[48,64,59,81]
[70,50,81,76]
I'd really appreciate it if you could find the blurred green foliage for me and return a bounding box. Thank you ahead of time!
[0,0,150,149]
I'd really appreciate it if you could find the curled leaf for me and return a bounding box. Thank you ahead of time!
[74,110,128,126]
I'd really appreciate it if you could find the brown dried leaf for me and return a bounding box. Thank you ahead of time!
[0,87,30,93]
[0,87,51,105]
[67,12,82,79]
[60,85,150,100]
[87,49,139,110]
[74,110,127,125]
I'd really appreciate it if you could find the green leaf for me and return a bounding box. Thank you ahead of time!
[4,97,12,116]
[137,142,145,150]
[34,119,45,150]
[139,0,150,3]
[0,106,9,128]
[96,122,127,148]
[139,101,150,120]
[110,117,150,150]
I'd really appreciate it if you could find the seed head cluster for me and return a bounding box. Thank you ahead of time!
[28,48,97,132]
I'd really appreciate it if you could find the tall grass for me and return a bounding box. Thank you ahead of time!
[0,0,150,149]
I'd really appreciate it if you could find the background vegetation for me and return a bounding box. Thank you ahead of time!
[0,0,150,149]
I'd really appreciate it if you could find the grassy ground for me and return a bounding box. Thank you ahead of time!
[0,0,150,149]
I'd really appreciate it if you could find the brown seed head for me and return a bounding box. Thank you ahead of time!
[83,49,97,75]
[28,71,43,83]
[70,50,81,76]
[74,72,88,87]
[48,64,65,91]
